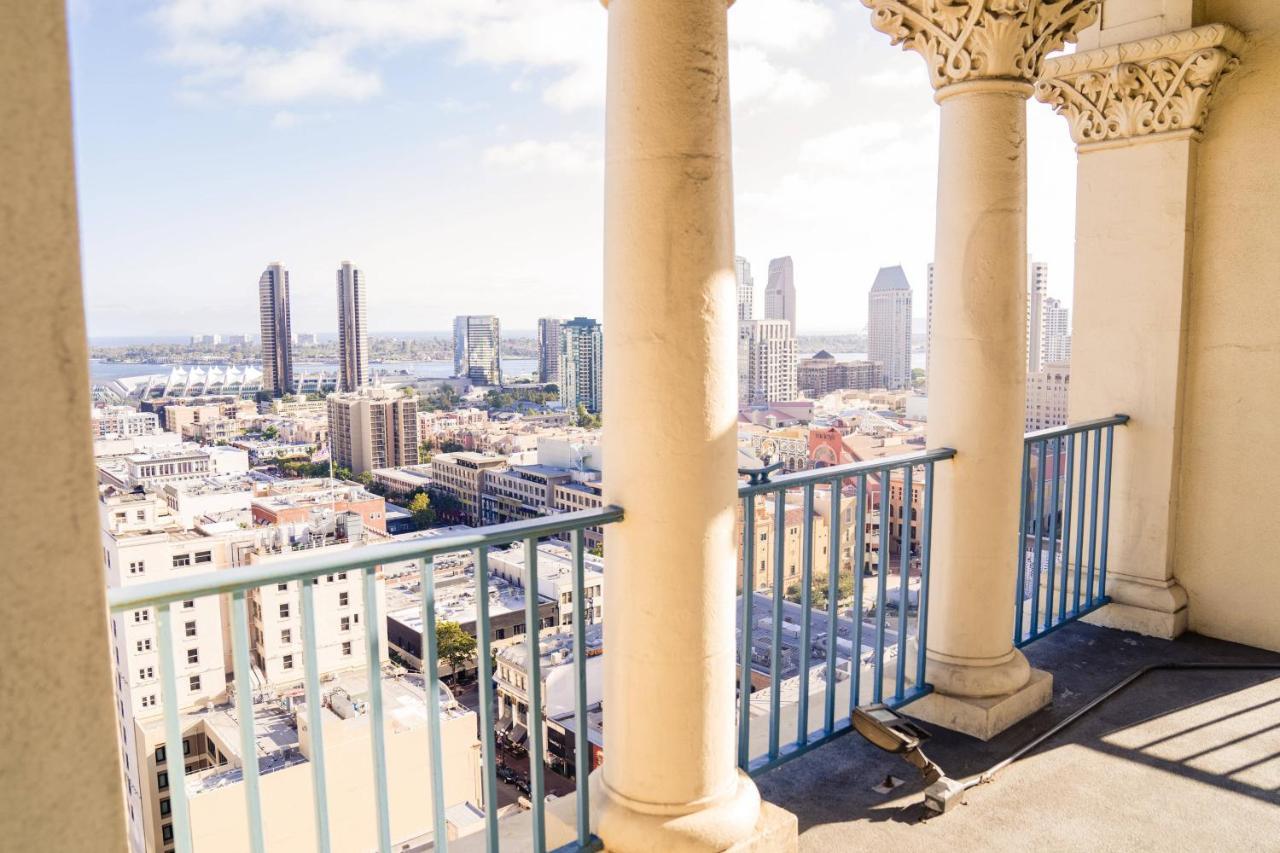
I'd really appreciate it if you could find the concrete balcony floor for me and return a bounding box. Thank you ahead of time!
[757,623,1280,852]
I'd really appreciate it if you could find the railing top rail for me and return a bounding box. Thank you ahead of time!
[107,505,624,613]
[1024,414,1130,443]
[737,446,956,497]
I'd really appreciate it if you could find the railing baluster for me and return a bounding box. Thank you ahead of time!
[874,470,889,705]
[1086,428,1103,605]
[851,474,865,713]
[769,489,785,761]
[1098,425,1117,600]
[299,579,332,853]
[1073,430,1090,616]
[824,481,840,735]
[473,548,501,853]
[1058,433,1076,625]
[230,591,265,853]
[419,557,449,852]
[738,495,755,769]
[915,463,935,691]
[1044,438,1062,633]
[570,530,592,849]
[1015,442,1031,642]
[895,465,911,703]
[797,483,815,748]
[1031,440,1047,637]
[523,538,546,853]
[362,565,392,853]
[156,603,193,853]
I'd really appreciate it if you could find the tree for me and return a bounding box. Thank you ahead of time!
[429,488,466,523]
[356,471,374,488]
[576,404,602,429]
[334,466,354,482]
[440,440,465,453]
[436,621,477,682]
[262,425,278,439]
[408,492,435,529]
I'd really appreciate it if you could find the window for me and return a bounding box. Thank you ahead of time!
[326,574,334,583]
[282,654,294,670]
[172,554,190,568]
[184,621,197,638]
[353,612,359,624]
[340,616,351,632]
[160,798,170,817]
[141,694,157,708]
[338,592,349,607]
[136,639,152,653]
[186,648,198,665]
[139,666,154,680]
[341,641,352,656]
[161,824,173,842]
[129,560,145,575]
[277,583,288,592]
[280,629,291,645]
[337,572,347,580]
[134,609,150,623]
[194,550,212,564]
[279,603,290,619]
[188,675,201,692]
[182,599,195,610]
[183,739,191,755]
[114,512,126,523]
[156,745,167,763]
[495,628,506,640]
[157,771,169,790]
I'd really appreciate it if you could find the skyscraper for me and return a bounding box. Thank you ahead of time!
[453,315,502,385]
[867,265,913,390]
[336,261,369,393]
[1027,260,1049,373]
[764,256,797,336]
[1041,296,1071,365]
[738,319,797,406]
[734,256,754,321]
[926,261,935,392]
[537,317,563,385]
[560,317,604,414]
[258,262,293,396]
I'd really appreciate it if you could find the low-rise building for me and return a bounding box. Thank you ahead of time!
[430,452,508,525]
[495,624,603,760]
[797,351,883,396]
[489,541,605,628]
[370,465,433,498]
[1026,361,1071,431]
[250,478,388,534]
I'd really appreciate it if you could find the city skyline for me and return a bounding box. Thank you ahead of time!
[68,2,1079,338]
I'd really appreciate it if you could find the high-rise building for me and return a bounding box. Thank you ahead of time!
[1027,260,1049,373]
[537,317,563,385]
[738,319,797,406]
[327,391,420,474]
[735,256,754,321]
[1042,296,1072,365]
[560,316,604,414]
[258,262,293,396]
[336,261,369,393]
[453,315,502,385]
[764,256,796,336]
[867,265,913,390]
[925,262,935,392]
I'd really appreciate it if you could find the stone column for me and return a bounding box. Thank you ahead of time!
[0,2,129,850]
[862,0,1099,740]
[1036,20,1244,639]
[595,1,795,850]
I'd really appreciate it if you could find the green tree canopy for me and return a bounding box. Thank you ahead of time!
[408,492,435,529]
[436,621,477,681]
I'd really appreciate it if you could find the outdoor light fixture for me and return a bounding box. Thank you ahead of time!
[851,704,965,816]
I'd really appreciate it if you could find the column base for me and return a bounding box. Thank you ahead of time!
[593,769,796,853]
[1085,573,1188,639]
[904,668,1053,741]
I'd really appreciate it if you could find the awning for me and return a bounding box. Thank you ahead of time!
[511,724,528,746]
[496,710,514,734]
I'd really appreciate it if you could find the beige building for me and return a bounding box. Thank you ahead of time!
[1026,361,1071,430]
[429,451,508,524]
[738,318,798,406]
[797,352,882,396]
[327,391,420,475]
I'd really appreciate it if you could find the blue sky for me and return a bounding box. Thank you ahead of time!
[68,0,1079,338]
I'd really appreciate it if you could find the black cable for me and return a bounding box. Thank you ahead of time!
[962,661,1280,791]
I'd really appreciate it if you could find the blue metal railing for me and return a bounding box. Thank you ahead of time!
[736,447,955,776]
[1015,415,1128,646]
[107,506,623,853]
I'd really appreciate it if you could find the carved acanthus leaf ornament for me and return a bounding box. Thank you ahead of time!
[1035,24,1245,145]
[861,0,1100,89]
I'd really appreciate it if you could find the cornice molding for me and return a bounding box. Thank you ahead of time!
[861,0,1101,91]
[1035,23,1245,146]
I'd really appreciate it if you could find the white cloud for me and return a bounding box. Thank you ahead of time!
[730,46,828,108]
[482,138,601,176]
[729,0,834,51]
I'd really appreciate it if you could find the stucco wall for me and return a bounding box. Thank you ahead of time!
[1175,1,1280,651]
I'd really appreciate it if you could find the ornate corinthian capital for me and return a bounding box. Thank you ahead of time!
[861,0,1100,90]
[1035,24,1245,146]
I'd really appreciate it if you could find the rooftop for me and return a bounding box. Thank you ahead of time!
[870,265,911,293]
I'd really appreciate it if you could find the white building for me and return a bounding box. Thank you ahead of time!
[494,623,604,760]
[764,256,796,336]
[453,315,501,385]
[735,255,754,321]
[336,261,369,392]
[489,541,605,628]
[867,265,914,390]
[1042,296,1072,365]
[1027,259,1049,373]
[92,406,161,439]
[738,319,798,406]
